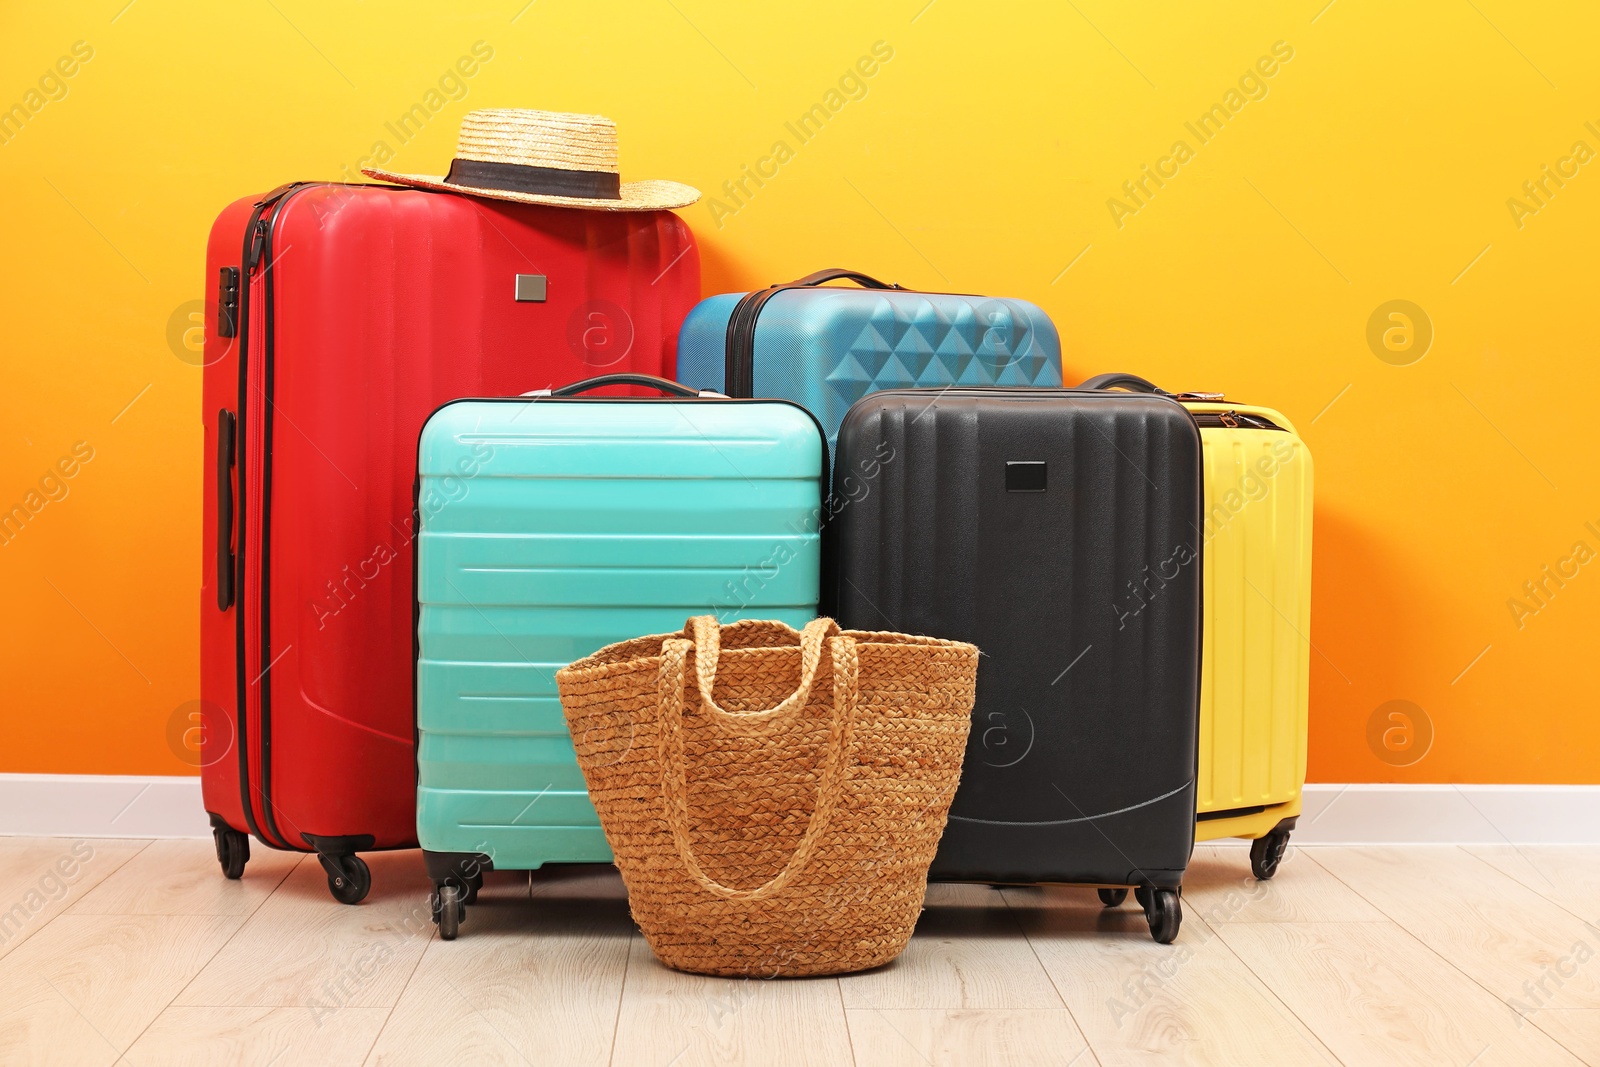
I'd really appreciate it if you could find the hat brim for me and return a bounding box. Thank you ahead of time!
[360,167,699,211]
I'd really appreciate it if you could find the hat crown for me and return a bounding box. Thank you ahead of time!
[455,109,619,175]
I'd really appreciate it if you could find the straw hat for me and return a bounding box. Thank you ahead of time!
[363,108,698,211]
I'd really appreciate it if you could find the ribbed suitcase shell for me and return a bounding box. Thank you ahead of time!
[675,288,1063,451]
[414,396,825,872]
[1189,402,1313,843]
[199,185,698,878]
[828,389,1202,887]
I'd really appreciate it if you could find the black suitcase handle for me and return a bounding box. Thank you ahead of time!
[215,408,236,611]
[1078,372,1167,393]
[530,373,722,398]
[785,268,905,291]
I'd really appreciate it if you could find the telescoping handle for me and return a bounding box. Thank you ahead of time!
[522,373,727,398]
[783,268,905,291]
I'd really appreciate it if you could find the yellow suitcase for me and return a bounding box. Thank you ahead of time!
[1082,376,1313,878]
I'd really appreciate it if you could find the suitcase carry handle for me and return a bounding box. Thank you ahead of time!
[785,268,904,291]
[723,269,906,396]
[215,409,236,611]
[1079,373,1226,403]
[526,373,724,398]
[1078,372,1167,393]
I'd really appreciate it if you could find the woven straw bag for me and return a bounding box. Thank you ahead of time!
[556,616,977,977]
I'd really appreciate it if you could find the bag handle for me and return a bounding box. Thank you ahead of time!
[1078,372,1167,393]
[684,615,841,721]
[722,269,910,395]
[784,268,904,291]
[656,616,858,901]
[523,373,724,398]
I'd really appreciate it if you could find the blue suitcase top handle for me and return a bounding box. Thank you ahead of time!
[522,372,728,399]
[785,268,906,291]
[724,269,914,396]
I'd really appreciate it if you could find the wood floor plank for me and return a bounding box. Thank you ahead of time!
[67,839,301,916]
[0,912,243,1062]
[365,869,633,1067]
[610,937,853,1067]
[124,1005,391,1066]
[0,976,121,1067]
[0,838,149,960]
[1465,845,1600,922]
[837,884,1065,1010]
[845,1008,1092,1067]
[1220,921,1584,1066]
[1003,885,1337,1066]
[1314,846,1600,1012]
[3,842,1597,1063]
[173,850,434,1009]
[1530,1010,1600,1066]
[1182,846,1386,924]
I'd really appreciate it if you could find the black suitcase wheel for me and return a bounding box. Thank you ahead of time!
[1143,887,1182,944]
[1098,887,1128,907]
[213,827,249,880]
[320,853,371,905]
[433,884,465,940]
[1250,828,1292,880]
[1134,885,1152,911]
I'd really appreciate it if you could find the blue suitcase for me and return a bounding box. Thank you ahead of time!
[675,269,1064,453]
[414,373,826,938]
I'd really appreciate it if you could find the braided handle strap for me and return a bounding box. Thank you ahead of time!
[656,616,859,902]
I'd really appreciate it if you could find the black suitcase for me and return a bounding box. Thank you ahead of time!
[827,387,1203,942]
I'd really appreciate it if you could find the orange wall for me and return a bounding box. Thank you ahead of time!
[1,2,1596,781]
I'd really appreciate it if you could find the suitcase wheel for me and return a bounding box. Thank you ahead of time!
[1142,887,1182,944]
[1250,827,1292,881]
[212,827,249,880]
[318,853,371,905]
[1098,887,1128,908]
[432,884,465,941]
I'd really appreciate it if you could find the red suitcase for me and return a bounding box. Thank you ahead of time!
[199,183,699,902]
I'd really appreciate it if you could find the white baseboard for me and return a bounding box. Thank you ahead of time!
[0,774,211,839]
[1286,783,1600,845]
[1,775,1597,844]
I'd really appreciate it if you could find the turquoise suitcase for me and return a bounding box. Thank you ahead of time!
[675,269,1063,454]
[415,374,826,938]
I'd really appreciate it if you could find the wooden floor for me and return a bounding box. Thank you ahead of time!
[1,838,1596,1065]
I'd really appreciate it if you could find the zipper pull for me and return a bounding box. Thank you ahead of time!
[246,219,269,271]
[1174,391,1225,402]
[1219,411,1240,428]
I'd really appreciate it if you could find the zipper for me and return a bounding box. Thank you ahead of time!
[1189,410,1284,431]
[722,276,933,398]
[233,182,311,851]
[723,288,780,397]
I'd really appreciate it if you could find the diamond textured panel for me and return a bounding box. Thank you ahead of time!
[672,287,1063,456]
[810,294,1060,444]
